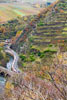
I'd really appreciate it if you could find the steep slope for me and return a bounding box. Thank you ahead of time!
[12,0,67,52]
[30,0,67,52]
[11,0,59,49]
[10,0,67,70]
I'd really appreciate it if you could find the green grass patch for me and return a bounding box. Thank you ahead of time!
[44,49,57,53]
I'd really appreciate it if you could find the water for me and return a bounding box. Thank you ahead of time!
[0,56,14,94]
[0,76,6,94]
[6,56,13,70]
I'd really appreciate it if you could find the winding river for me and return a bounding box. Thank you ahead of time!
[0,55,14,94]
[0,47,19,94]
[6,56,14,70]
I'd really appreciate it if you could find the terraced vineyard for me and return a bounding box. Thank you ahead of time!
[13,0,67,52]
[28,0,67,52]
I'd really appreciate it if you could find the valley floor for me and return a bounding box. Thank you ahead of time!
[0,3,42,23]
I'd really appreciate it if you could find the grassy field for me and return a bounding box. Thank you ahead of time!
[0,3,41,23]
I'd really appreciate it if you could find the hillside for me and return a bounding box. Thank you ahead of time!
[12,0,67,51]
[11,0,67,70]
[0,0,67,100]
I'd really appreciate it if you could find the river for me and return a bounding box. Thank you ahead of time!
[0,76,6,94]
[6,56,14,70]
[0,55,14,94]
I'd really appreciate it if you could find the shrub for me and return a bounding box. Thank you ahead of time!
[37,21,44,26]
[48,44,53,47]
[38,52,41,56]
[0,52,3,60]
[38,52,45,58]
[20,54,26,62]
[30,55,35,62]
[40,53,45,58]
[44,49,57,53]
[29,37,34,42]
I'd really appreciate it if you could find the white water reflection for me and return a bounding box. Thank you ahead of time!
[6,56,13,70]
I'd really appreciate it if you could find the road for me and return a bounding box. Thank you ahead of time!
[0,66,16,77]
[0,46,20,77]
[5,47,20,73]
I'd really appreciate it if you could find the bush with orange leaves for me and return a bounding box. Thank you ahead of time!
[60,9,64,13]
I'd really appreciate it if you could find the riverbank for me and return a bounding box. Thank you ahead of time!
[0,46,20,94]
[0,47,9,67]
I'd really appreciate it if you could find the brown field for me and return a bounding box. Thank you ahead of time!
[0,3,42,23]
